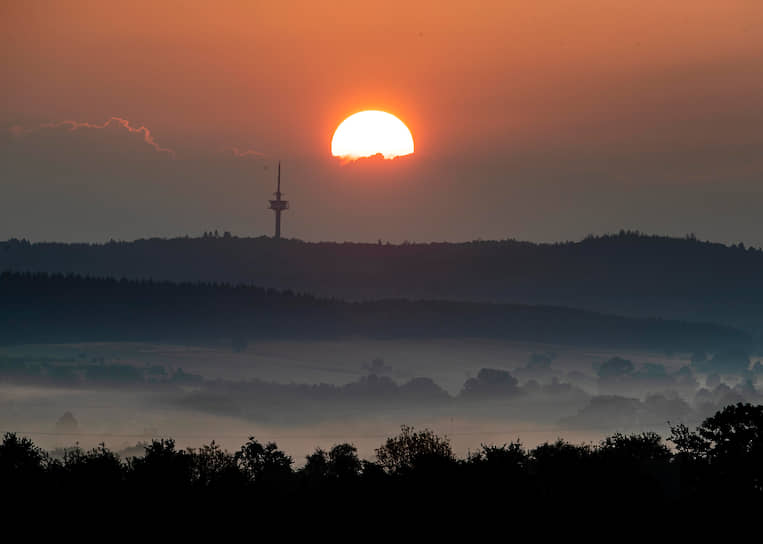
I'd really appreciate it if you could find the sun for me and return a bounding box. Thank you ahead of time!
[331,110,414,160]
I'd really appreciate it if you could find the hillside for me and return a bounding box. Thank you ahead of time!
[0,271,750,351]
[2,232,763,332]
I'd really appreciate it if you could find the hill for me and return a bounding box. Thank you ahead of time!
[0,271,750,351]
[2,231,763,332]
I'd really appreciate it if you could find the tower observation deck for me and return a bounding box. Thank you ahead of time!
[268,161,289,239]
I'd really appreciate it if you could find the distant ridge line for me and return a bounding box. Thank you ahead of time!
[3,231,763,334]
[0,271,751,351]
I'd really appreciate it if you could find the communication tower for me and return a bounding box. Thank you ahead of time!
[268,161,289,239]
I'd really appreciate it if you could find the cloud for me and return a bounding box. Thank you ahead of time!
[232,147,266,158]
[9,118,270,163]
[561,393,695,430]
[8,125,29,139]
[30,117,177,158]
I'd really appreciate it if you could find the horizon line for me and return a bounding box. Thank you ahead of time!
[1,230,759,251]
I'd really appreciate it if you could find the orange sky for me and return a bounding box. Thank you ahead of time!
[3,1,763,244]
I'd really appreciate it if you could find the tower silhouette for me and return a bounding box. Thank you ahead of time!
[268,161,289,239]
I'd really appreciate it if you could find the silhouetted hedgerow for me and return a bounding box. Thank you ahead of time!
[2,403,761,512]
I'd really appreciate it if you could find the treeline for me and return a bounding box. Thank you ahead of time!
[5,354,758,428]
[0,271,750,351]
[4,231,763,330]
[3,403,761,511]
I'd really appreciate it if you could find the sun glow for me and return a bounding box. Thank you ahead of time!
[331,111,414,160]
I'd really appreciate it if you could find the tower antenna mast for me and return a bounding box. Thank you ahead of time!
[268,160,289,239]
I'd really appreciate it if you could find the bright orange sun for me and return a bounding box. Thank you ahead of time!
[331,110,414,160]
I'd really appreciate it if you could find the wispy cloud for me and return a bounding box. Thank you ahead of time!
[10,117,176,158]
[232,147,266,158]
[10,118,272,163]
[39,117,176,158]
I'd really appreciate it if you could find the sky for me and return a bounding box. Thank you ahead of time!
[3,1,763,245]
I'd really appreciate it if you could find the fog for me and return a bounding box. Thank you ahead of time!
[2,339,759,462]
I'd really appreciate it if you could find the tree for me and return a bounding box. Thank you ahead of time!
[128,438,194,489]
[530,439,595,503]
[698,403,763,462]
[598,432,670,463]
[468,441,528,485]
[302,443,362,482]
[189,441,240,488]
[302,448,330,481]
[671,403,763,460]
[461,368,520,398]
[470,441,526,468]
[375,425,454,474]
[667,423,709,462]
[531,439,592,472]
[60,443,124,488]
[327,443,362,479]
[670,403,763,496]
[0,432,49,485]
[235,437,293,484]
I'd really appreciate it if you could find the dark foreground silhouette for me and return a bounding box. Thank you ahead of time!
[3,403,760,515]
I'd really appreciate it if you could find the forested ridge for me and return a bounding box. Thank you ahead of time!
[3,231,763,330]
[0,271,750,350]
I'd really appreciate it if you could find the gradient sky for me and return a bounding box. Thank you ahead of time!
[3,1,763,244]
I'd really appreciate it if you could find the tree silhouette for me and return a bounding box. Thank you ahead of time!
[375,425,454,474]
[670,402,763,499]
[0,404,761,510]
[302,443,362,483]
[0,432,48,488]
[128,438,194,490]
[461,368,520,398]
[598,432,670,463]
[467,441,529,496]
[302,447,330,481]
[235,437,293,485]
[189,441,240,489]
